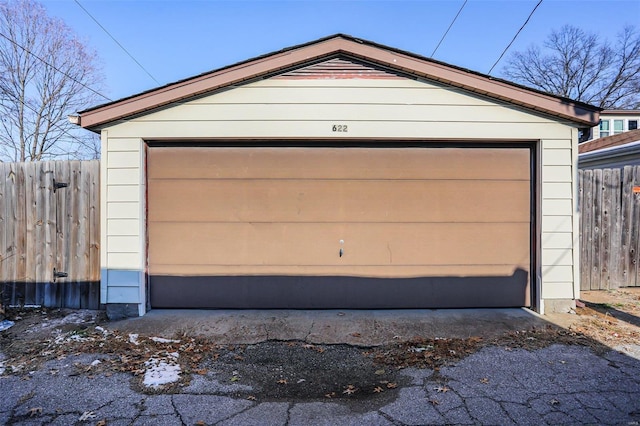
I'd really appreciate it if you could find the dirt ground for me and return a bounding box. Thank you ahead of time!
[1,288,639,401]
[568,287,640,347]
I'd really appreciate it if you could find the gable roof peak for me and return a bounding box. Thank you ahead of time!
[77,34,600,130]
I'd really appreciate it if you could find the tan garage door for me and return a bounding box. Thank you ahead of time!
[147,145,532,308]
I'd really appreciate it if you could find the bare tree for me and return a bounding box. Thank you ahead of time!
[0,0,104,162]
[502,25,640,109]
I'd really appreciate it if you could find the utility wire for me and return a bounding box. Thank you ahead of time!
[488,0,543,75]
[74,0,160,85]
[431,0,467,58]
[0,31,111,101]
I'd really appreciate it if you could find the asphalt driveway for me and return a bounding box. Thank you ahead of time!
[1,306,639,425]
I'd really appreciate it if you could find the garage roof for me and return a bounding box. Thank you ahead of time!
[77,34,601,130]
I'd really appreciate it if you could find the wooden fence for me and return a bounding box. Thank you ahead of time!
[579,165,640,290]
[0,160,100,309]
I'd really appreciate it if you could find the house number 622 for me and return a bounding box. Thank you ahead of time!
[332,124,348,132]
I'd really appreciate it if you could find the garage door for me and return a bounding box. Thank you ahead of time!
[147,145,532,309]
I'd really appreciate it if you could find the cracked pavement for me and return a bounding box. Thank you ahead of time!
[1,306,640,425]
[1,342,640,425]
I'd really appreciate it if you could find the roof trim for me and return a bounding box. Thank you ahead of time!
[601,109,640,115]
[78,34,601,130]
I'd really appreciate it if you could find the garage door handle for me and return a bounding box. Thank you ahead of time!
[339,248,344,257]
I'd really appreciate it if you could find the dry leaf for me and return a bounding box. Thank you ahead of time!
[277,379,288,385]
[325,392,336,399]
[386,382,398,389]
[246,395,257,401]
[27,407,42,417]
[96,420,107,426]
[429,399,440,405]
[480,378,489,384]
[79,411,96,421]
[373,386,384,393]
[434,385,449,393]
[343,385,357,395]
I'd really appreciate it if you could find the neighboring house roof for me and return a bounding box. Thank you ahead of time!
[77,34,601,130]
[579,129,640,154]
[578,129,640,170]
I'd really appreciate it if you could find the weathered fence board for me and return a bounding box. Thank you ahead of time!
[580,165,640,289]
[0,160,100,309]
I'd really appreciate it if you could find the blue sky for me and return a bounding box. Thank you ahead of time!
[40,0,640,102]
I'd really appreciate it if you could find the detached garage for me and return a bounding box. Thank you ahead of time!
[76,35,600,318]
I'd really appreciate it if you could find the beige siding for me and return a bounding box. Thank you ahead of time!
[102,77,580,311]
[107,219,139,236]
[135,104,553,123]
[542,249,573,266]
[107,186,140,202]
[107,252,141,269]
[543,166,572,182]
[540,133,577,304]
[102,135,145,307]
[541,233,573,249]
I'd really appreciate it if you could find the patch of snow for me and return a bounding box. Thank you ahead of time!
[150,337,180,344]
[26,310,97,334]
[0,320,15,332]
[129,334,139,345]
[95,326,109,335]
[54,332,92,345]
[143,353,181,389]
[90,360,101,366]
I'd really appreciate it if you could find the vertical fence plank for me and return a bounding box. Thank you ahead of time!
[581,170,592,290]
[579,171,588,290]
[55,161,71,307]
[600,169,612,289]
[33,162,46,305]
[43,162,58,307]
[633,166,640,287]
[3,163,16,305]
[584,170,595,290]
[590,169,602,290]
[610,168,622,288]
[621,166,634,287]
[24,161,38,305]
[65,161,80,308]
[15,164,27,305]
[78,161,90,308]
[88,160,101,309]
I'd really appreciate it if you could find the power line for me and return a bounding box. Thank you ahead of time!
[431,0,467,58]
[74,0,160,85]
[488,0,543,75]
[0,31,111,101]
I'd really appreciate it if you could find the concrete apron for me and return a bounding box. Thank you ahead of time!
[106,308,556,345]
